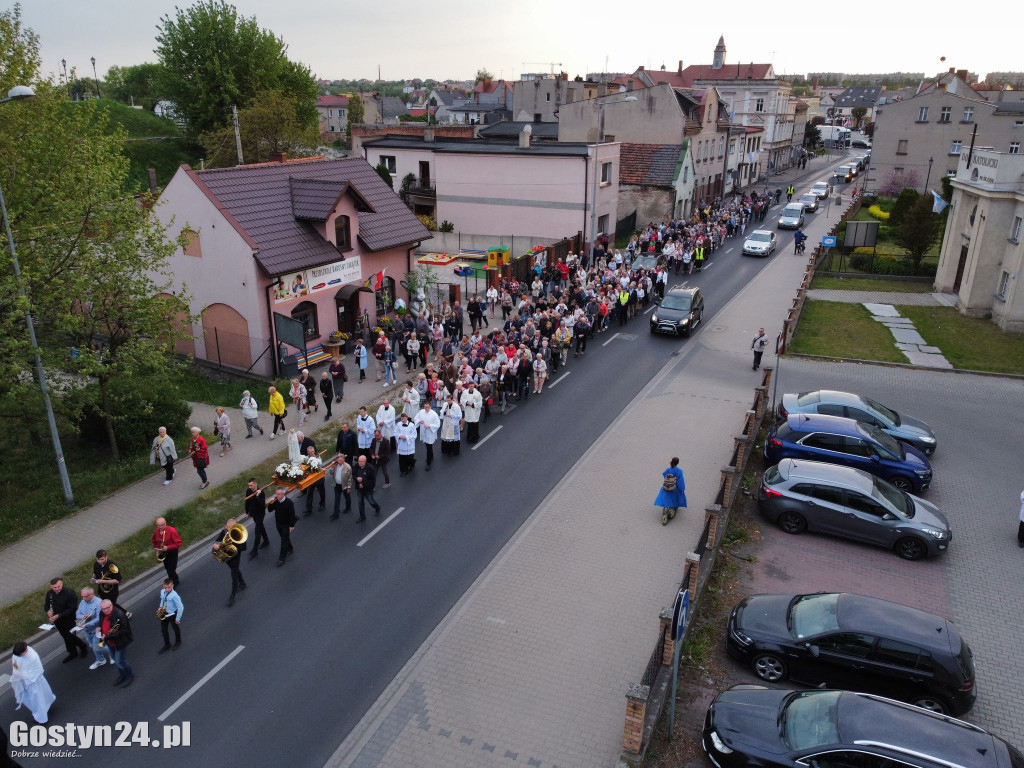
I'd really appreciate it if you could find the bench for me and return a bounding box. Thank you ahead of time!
[294,344,334,368]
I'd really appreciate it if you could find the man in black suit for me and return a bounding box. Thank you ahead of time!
[335,422,357,467]
[244,478,270,558]
[302,445,326,514]
[268,487,297,566]
[296,431,316,457]
[352,455,382,522]
[45,577,89,662]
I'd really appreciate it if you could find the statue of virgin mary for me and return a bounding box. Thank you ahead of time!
[287,427,302,465]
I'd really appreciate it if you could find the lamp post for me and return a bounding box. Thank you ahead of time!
[588,95,636,265]
[924,156,934,193]
[90,57,100,98]
[0,86,75,506]
[60,59,68,96]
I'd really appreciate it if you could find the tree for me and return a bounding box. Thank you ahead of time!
[0,6,191,458]
[475,68,493,84]
[373,161,393,188]
[863,122,875,139]
[198,89,319,167]
[850,106,867,128]
[68,77,101,100]
[346,92,364,133]
[889,188,920,227]
[878,169,920,198]
[105,62,165,110]
[803,123,821,148]
[155,0,317,139]
[398,172,416,205]
[895,196,943,274]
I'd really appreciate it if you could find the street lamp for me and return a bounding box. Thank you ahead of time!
[60,59,68,95]
[0,86,75,506]
[925,156,934,192]
[90,57,100,98]
[588,95,637,265]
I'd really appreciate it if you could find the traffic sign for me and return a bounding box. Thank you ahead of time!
[821,236,837,247]
[671,588,691,642]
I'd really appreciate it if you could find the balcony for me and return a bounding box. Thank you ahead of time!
[408,184,436,198]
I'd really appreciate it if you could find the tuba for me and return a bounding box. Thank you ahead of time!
[99,564,119,594]
[212,523,248,563]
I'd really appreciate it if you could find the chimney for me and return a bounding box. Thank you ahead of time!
[268,152,288,163]
[948,67,955,74]
[627,79,634,91]
[678,60,683,74]
[424,127,435,142]
[148,168,159,195]
[519,124,532,149]
[956,69,968,81]
[638,65,645,71]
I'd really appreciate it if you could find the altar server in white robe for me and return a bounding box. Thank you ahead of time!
[376,399,397,453]
[395,413,418,476]
[413,401,440,471]
[439,395,463,456]
[11,641,55,724]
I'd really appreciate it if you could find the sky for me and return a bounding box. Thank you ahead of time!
[21,0,1021,85]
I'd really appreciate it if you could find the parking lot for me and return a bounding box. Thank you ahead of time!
[648,358,1024,767]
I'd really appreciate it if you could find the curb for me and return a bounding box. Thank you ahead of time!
[784,352,1024,381]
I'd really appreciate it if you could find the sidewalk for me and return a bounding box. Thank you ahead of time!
[805,288,943,305]
[0,401,317,608]
[326,205,852,765]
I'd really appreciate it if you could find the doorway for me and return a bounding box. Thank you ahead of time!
[953,245,969,293]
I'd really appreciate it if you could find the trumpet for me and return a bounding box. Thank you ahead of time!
[98,564,119,594]
[98,619,120,649]
[156,528,166,562]
[212,523,248,563]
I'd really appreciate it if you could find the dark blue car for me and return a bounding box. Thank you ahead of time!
[764,414,933,493]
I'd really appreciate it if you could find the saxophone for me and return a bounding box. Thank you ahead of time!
[98,619,120,649]
[156,606,168,621]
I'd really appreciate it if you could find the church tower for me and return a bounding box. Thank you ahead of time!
[713,36,726,70]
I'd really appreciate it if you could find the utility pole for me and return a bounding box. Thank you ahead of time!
[231,105,244,165]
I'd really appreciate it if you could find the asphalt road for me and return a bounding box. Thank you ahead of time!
[1,154,855,767]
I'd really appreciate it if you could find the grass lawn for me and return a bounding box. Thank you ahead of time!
[788,300,905,363]
[899,306,1024,375]
[123,138,200,190]
[172,365,288,409]
[810,276,934,293]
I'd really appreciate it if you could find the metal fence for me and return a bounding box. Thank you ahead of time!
[615,210,637,243]
[198,327,275,378]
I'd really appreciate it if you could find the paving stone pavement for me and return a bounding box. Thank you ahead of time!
[861,303,953,368]
[0,401,337,608]
[805,288,942,305]
[771,358,1024,747]
[327,201,842,768]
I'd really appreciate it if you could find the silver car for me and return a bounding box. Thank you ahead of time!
[809,181,830,199]
[798,193,819,213]
[742,230,777,257]
[777,203,805,229]
[779,389,938,454]
[757,459,951,560]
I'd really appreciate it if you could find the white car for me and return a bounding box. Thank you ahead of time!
[809,181,830,199]
[742,230,778,257]
[777,203,806,229]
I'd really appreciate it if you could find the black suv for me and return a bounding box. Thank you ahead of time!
[726,592,976,715]
[650,285,704,336]
[703,688,1023,768]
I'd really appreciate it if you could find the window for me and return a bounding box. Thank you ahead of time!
[845,492,887,517]
[380,155,397,174]
[291,301,319,339]
[962,106,974,122]
[842,437,873,457]
[806,750,907,768]
[718,137,724,157]
[917,106,929,122]
[1010,142,1021,154]
[181,228,201,257]
[817,633,876,658]
[896,139,908,155]
[871,638,921,669]
[328,108,333,117]
[997,271,1010,300]
[545,92,551,102]
[809,485,844,506]
[801,433,844,451]
[597,214,609,234]
[600,161,612,184]
[755,97,764,112]
[818,404,846,417]
[1011,216,1022,243]
[939,106,951,123]
[950,140,962,155]
[334,215,351,251]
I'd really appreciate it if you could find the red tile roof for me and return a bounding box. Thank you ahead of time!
[316,95,349,107]
[619,143,683,187]
[183,157,429,275]
[633,63,774,88]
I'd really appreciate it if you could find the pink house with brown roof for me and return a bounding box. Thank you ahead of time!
[153,155,429,376]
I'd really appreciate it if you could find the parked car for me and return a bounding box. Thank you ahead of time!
[834,165,853,183]
[742,230,777,257]
[809,181,830,199]
[797,193,819,213]
[757,459,950,558]
[650,285,704,337]
[630,254,664,273]
[779,390,937,454]
[701,688,1018,768]
[851,137,872,148]
[852,155,868,170]
[777,203,806,229]
[764,413,933,493]
[726,591,974,713]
